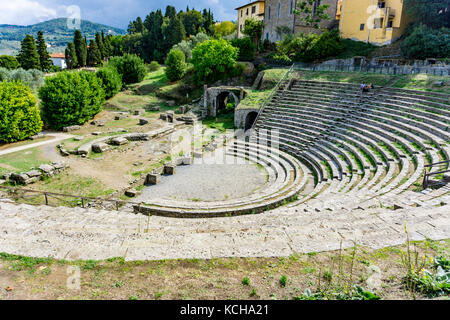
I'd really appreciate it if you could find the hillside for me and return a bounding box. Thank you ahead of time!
[0,18,126,55]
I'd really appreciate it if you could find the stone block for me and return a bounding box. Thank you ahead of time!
[92,132,102,136]
[10,173,30,184]
[125,189,138,197]
[63,125,81,132]
[160,113,167,121]
[91,120,105,126]
[38,164,55,176]
[92,143,110,153]
[164,165,176,175]
[145,174,161,185]
[109,137,129,146]
[139,119,149,125]
[25,170,42,178]
[182,157,192,165]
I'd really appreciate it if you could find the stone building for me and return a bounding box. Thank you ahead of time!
[263,0,339,43]
[235,0,265,38]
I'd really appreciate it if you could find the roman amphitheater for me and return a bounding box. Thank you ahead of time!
[0,69,449,262]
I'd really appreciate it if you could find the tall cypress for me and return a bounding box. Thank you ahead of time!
[95,32,105,61]
[87,40,101,66]
[36,31,52,71]
[65,42,78,69]
[163,15,186,54]
[17,35,40,70]
[74,30,87,67]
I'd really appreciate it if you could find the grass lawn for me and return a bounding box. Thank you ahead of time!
[0,148,49,176]
[0,239,447,300]
[203,112,235,132]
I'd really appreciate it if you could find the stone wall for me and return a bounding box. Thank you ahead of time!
[263,0,338,43]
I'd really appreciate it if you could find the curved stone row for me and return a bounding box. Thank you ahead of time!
[254,79,450,209]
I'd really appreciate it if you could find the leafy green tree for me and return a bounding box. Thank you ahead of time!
[294,0,331,30]
[39,71,105,130]
[242,18,264,50]
[0,81,43,143]
[163,15,186,53]
[143,10,164,62]
[36,31,52,71]
[202,9,214,35]
[107,54,147,84]
[17,35,40,70]
[213,21,236,37]
[0,55,20,70]
[87,40,102,66]
[404,0,450,29]
[65,42,78,69]
[9,68,45,90]
[231,37,256,61]
[191,39,238,83]
[165,48,187,81]
[74,30,87,67]
[149,61,160,71]
[180,9,204,37]
[165,5,177,19]
[96,67,122,99]
[400,24,450,59]
[135,17,145,33]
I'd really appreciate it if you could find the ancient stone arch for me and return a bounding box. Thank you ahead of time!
[203,86,247,118]
[244,111,258,131]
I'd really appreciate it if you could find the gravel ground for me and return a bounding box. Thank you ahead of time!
[136,161,268,202]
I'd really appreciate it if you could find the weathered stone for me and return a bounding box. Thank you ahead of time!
[60,148,70,156]
[116,128,128,133]
[125,189,138,197]
[25,170,42,178]
[0,179,5,185]
[10,173,30,184]
[73,136,84,141]
[145,174,161,185]
[181,157,192,165]
[30,133,45,140]
[148,106,160,111]
[63,125,81,132]
[178,105,189,114]
[166,111,174,123]
[77,146,89,155]
[92,143,110,153]
[126,133,150,141]
[92,132,102,136]
[139,119,149,125]
[160,113,167,121]
[91,120,106,126]
[115,115,126,120]
[134,110,144,115]
[38,164,55,175]
[164,165,176,175]
[2,173,11,181]
[52,162,67,170]
[167,100,176,107]
[433,81,444,87]
[109,137,129,146]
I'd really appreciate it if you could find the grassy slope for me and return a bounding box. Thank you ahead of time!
[0,239,447,300]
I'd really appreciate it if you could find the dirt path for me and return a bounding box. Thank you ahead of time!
[0,132,73,157]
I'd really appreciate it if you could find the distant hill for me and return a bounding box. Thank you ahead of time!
[0,18,126,55]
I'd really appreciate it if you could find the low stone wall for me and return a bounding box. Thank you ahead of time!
[3,162,68,186]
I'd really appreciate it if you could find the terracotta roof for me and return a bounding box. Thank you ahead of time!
[50,53,65,59]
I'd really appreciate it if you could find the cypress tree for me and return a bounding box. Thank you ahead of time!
[95,32,105,60]
[163,15,186,54]
[74,30,87,67]
[65,42,78,69]
[36,31,52,71]
[17,35,40,70]
[87,40,101,66]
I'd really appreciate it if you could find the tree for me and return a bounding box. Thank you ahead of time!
[242,18,264,50]
[39,71,105,130]
[96,67,122,99]
[294,0,331,30]
[163,15,186,54]
[0,55,20,70]
[143,10,164,62]
[213,21,236,37]
[17,35,40,70]
[404,0,450,29]
[191,39,238,83]
[400,24,450,59]
[202,9,214,35]
[65,42,78,69]
[0,81,43,143]
[95,32,105,60]
[74,30,87,67]
[107,54,147,84]
[231,37,256,61]
[180,9,204,37]
[165,48,187,81]
[36,31,52,71]
[135,17,145,33]
[87,40,102,66]
[165,5,177,19]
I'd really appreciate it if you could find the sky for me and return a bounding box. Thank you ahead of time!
[0,0,247,29]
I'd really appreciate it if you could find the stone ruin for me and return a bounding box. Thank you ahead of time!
[3,162,68,186]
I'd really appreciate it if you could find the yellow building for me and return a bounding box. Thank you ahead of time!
[235,1,265,38]
[337,0,410,46]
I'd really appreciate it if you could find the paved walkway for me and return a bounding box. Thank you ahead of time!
[0,132,73,157]
[0,200,448,261]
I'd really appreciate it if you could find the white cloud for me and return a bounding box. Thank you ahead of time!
[0,0,58,25]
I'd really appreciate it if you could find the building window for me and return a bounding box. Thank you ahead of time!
[246,8,249,15]
[241,10,243,18]
[240,24,242,32]
[252,6,256,14]
[378,1,386,9]
[290,0,293,14]
[268,6,271,20]
[266,32,269,40]
[313,0,321,15]
[374,18,383,29]
[277,2,281,19]
[360,24,365,31]
[387,20,393,28]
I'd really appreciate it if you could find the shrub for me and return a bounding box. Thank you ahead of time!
[8,68,44,91]
[401,24,450,59]
[191,39,238,83]
[149,61,160,72]
[172,32,210,62]
[39,71,105,130]
[165,48,187,82]
[231,37,256,61]
[107,54,147,85]
[96,67,122,99]
[0,68,10,82]
[0,55,20,70]
[0,81,43,143]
